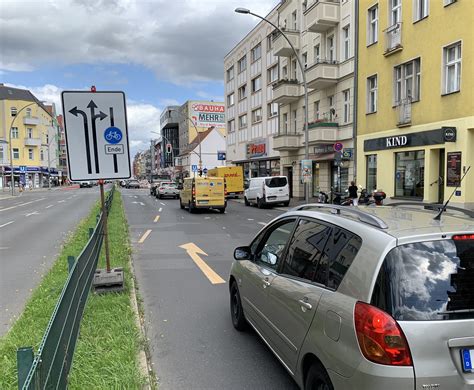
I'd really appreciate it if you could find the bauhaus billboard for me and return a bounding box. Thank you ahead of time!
[190,102,225,130]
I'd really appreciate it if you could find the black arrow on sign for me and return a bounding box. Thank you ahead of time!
[87,100,107,174]
[109,107,118,173]
[69,106,92,174]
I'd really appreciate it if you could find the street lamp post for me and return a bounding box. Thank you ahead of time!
[8,102,36,196]
[235,7,310,203]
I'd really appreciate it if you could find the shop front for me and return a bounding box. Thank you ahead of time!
[234,140,280,179]
[359,126,471,205]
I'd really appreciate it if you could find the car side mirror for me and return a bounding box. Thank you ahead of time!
[234,246,252,261]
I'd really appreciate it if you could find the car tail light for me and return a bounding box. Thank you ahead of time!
[192,187,196,198]
[453,234,474,240]
[354,302,412,366]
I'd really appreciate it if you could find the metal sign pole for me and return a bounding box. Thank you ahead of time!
[99,179,111,272]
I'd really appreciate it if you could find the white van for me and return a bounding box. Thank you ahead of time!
[244,176,290,208]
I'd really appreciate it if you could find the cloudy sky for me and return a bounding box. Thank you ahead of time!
[0,0,276,155]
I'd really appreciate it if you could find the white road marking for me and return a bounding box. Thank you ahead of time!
[247,218,254,221]
[0,221,14,228]
[266,213,273,217]
[0,198,46,212]
[204,217,211,220]
[0,247,9,250]
[134,196,138,199]
[160,202,165,206]
[25,211,39,217]
[258,222,267,226]
[45,204,54,209]
[57,200,65,203]
[158,208,162,212]
[132,201,145,206]
[222,227,226,230]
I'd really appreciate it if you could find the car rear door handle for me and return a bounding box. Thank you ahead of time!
[262,277,271,288]
[298,299,312,310]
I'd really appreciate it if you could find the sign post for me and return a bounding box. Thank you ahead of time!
[62,88,131,293]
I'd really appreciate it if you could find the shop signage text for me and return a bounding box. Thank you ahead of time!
[446,151,462,187]
[314,144,333,154]
[386,136,408,148]
[247,141,267,159]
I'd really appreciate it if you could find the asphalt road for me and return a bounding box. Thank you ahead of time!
[0,187,100,336]
[123,188,299,390]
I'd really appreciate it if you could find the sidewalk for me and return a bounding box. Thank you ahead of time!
[0,185,78,200]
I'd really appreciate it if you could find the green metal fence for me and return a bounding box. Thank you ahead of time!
[17,186,115,390]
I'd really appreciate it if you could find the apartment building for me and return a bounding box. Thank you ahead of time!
[0,85,58,188]
[224,5,281,182]
[160,106,180,168]
[357,0,474,209]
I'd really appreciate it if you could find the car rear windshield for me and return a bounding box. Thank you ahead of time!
[265,177,287,188]
[371,238,474,321]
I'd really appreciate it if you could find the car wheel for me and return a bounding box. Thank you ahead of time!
[244,197,249,206]
[219,208,226,214]
[305,362,334,390]
[257,198,264,209]
[188,201,195,213]
[179,198,184,209]
[283,201,290,207]
[230,282,247,331]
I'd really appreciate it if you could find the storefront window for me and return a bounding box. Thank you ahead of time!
[366,154,377,191]
[312,162,320,197]
[271,160,280,176]
[250,161,258,178]
[331,165,349,192]
[395,150,425,198]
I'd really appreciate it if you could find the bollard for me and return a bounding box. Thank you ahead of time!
[17,347,34,390]
[67,256,76,273]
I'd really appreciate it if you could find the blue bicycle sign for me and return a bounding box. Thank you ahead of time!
[104,127,123,144]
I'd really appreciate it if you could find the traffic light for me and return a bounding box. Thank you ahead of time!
[166,143,172,154]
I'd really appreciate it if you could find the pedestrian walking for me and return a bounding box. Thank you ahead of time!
[348,181,358,206]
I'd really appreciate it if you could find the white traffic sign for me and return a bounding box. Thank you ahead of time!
[62,91,131,180]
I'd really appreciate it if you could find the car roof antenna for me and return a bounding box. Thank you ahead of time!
[434,165,471,221]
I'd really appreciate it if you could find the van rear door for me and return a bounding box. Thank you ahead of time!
[264,177,288,202]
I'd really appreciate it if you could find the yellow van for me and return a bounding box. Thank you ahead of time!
[179,176,226,213]
[207,166,244,198]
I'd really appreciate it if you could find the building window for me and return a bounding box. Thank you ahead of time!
[252,108,262,124]
[444,0,457,6]
[45,133,49,144]
[11,107,17,117]
[327,35,335,62]
[390,0,402,25]
[343,89,350,123]
[227,93,235,106]
[11,127,19,139]
[314,101,320,120]
[27,128,33,138]
[267,102,278,118]
[342,25,350,60]
[0,146,3,161]
[266,34,273,52]
[25,108,32,117]
[251,43,262,62]
[13,148,19,159]
[238,114,247,129]
[413,0,429,21]
[282,65,288,78]
[228,119,235,133]
[367,75,378,113]
[238,84,247,100]
[302,52,308,68]
[292,109,297,132]
[283,113,288,133]
[292,10,297,30]
[267,65,279,84]
[443,42,461,94]
[41,149,44,160]
[366,155,377,191]
[292,59,297,79]
[238,55,247,73]
[395,150,425,198]
[314,44,320,62]
[394,58,421,104]
[328,95,335,120]
[368,5,378,45]
[251,75,262,92]
[226,66,234,82]
[28,148,34,160]
[303,0,307,12]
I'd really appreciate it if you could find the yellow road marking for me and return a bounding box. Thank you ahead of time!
[154,215,160,222]
[138,229,152,243]
[179,242,225,285]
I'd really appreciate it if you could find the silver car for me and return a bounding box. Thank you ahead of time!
[229,204,474,390]
[156,182,179,199]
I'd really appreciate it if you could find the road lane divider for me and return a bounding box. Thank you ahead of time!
[0,198,46,212]
[0,221,14,228]
[158,207,162,212]
[138,229,152,243]
[160,202,165,206]
[45,204,54,209]
[179,243,225,285]
[154,215,160,223]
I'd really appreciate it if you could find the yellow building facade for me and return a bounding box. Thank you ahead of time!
[357,0,474,209]
[0,85,56,188]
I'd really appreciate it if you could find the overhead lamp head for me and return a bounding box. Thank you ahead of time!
[234,7,250,14]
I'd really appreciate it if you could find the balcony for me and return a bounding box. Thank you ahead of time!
[24,137,42,146]
[305,0,340,33]
[273,133,301,151]
[272,29,300,57]
[272,79,301,104]
[397,99,411,127]
[306,59,339,89]
[307,121,339,144]
[23,116,40,125]
[384,23,403,55]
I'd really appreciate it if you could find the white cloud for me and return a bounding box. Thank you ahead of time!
[0,0,277,84]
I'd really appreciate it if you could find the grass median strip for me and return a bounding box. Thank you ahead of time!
[0,190,147,389]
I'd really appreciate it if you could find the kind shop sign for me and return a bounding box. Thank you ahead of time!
[190,103,225,129]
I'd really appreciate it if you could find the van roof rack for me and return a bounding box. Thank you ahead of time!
[386,202,474,218]
[293,203,388,229]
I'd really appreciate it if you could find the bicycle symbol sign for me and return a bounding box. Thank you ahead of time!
[104,127,123,144]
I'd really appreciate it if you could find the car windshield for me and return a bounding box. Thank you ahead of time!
[371,238,474,320]
[265,177,287,188]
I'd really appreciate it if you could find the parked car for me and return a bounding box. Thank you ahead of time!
[156,182,179,199]
[180,176,226,213]
[125,179,140,189]
[229,203,474,390]
[244,176,290,208]
[79,181,93,188]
